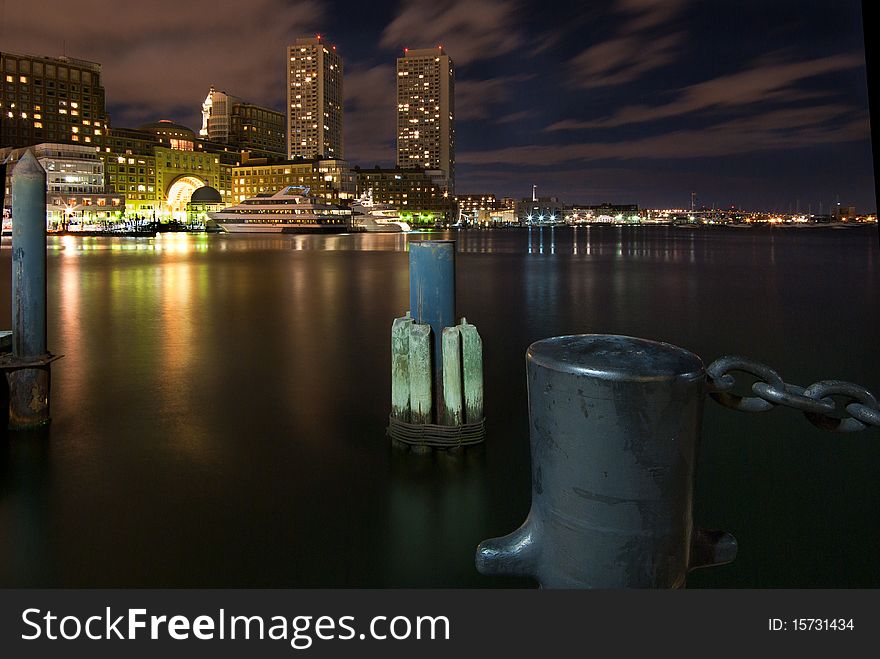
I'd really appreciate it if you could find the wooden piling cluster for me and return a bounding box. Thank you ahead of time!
[388,240,485,448]
[388,314,485,448]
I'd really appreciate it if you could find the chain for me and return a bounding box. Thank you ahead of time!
[705,356,880,432]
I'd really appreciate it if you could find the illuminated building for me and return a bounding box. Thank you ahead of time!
[566,203,640,223]
[1,50,109,149]
[232,157,355,204]
[517,196,565,224]
[396,46,455,192]
[287,36,344,160]
[1,143,124,225]
[98,121,240,217]
[200,87,286,159]
[836,205,857,220]
[457,194,499,217]
[355,166,455,224]
[186,185,225,224]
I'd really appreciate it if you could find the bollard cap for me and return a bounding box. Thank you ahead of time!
[11,149,46,181]
[527,334,704,383]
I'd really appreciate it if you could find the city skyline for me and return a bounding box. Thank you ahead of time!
[0,0,874,211]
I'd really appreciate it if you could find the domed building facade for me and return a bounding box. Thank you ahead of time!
[186,185,225,224]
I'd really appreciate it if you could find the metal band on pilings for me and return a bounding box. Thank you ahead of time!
[476,335,735,588]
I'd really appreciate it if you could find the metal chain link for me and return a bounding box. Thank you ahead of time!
[706,356,880,432]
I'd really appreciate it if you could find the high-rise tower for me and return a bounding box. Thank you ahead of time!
[287,36,343,160]
[396,46,455,192]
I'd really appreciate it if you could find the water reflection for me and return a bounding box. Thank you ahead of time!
[0,227,877,587]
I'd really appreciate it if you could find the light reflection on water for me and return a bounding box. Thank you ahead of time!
[0,226,877,587]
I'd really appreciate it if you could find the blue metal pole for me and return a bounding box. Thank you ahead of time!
[7,150,51,429]
[409,240,456,420]
[12,150,47,358]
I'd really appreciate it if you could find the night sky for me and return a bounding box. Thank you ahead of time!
[1,0,874,211]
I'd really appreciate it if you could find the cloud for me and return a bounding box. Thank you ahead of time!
[0,0,323,129]
[567,0,689,89]
[548,53,865,130]
[380,0,521,65]
[617,0,689,32]
[456,74,534,121]
[569,32,683,89]
[496,110,537,124]
[344,64,397,165]
[461,104,868,166]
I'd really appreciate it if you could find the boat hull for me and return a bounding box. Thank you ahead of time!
[217,222,349,234]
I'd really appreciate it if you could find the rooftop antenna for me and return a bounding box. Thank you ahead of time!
[532,184,537,202]
[690,191,696,212]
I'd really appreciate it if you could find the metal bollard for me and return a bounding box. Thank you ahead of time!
[476,335,736,588]
[409,240,455,416]
[5,150,52,429]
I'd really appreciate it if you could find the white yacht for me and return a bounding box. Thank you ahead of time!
[209,186,351,234]
[350,190,411,232]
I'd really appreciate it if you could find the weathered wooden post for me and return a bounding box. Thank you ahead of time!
[3,151,54,429]
[388,240,485,448]
[476,335,736,587]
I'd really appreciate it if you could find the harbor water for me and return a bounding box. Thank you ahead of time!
[0,225,878,587]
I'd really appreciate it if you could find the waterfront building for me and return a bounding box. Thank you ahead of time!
[1,50,109,149]
[836,205,857,220]
[97,121,240,218]
[567,203,640,223]
[232,157,355,205]
[457,193,499,219]
[396,47,455,192]
[517,196,565,224]
[355,166,455,224]
[186,185,225,224]
[200,87,285,159]
[477,208,518,225]
[1,143,124,225]
[287,36,344,160]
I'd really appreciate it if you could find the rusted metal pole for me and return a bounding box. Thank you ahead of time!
[476,335,736,588]
[409,240,455,420]
[7,150,51,429]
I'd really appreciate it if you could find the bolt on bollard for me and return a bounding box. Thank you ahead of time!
[476,335,736,588]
